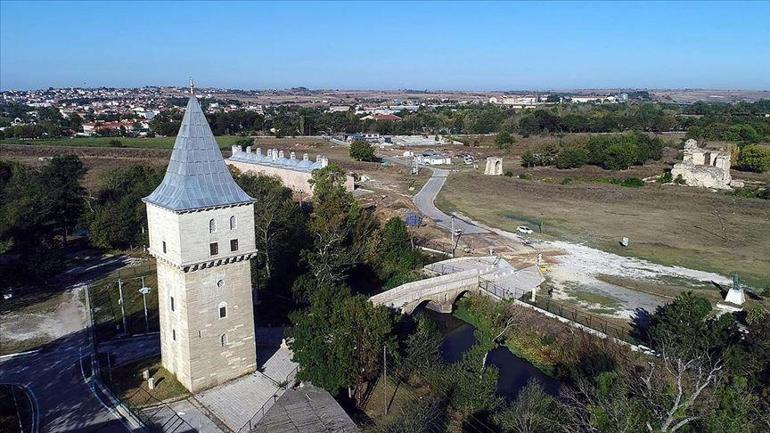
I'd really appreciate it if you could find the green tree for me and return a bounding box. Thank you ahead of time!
[350,140,376,161]
[494,381,562,433]
[88,165,163,250]
[646,291,737,359]
[288,287,394,401]
[494,131,514,149]
[737,145,770,173]
[555,147,588,169]
[375,217,424,288]
[398,314,443,380]
[303,165,376,289]
[39,155,86,245]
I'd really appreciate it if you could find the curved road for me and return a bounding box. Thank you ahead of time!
[413,167,488,234]
[0,332,129,433]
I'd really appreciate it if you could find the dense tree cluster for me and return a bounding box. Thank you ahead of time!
[287,166,428,402]
[0,156,85,286]
[522,132,665,170]
[88,166,164,250]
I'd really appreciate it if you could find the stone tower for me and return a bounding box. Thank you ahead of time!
[143,94,257,392]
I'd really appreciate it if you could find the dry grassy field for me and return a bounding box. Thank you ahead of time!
[437,171,770,289]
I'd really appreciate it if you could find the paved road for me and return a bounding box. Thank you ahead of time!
[413,167,488,234]
[0,331,130,433]
[0,280,156,433]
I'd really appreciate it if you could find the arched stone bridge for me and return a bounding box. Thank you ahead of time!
[369,256,544,314]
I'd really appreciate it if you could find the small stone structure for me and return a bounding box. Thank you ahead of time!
[227,146,354,194]
[671,139,732,189]
[484,157,503,175]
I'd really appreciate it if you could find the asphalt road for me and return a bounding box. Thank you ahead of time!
[0,271,157,433]
[412,167,488,235]
[0,331,129,433]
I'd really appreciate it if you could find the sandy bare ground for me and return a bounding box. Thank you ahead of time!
[0,285,86,351]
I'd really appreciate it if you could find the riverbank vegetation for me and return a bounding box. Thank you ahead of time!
[367,291,770,433]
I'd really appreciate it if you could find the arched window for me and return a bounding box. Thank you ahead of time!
[229,215,237,230]
[220,333,228,347]
[218,302,227,319]
[209,218,216,233]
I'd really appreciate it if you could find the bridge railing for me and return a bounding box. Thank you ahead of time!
[478,277,524,300]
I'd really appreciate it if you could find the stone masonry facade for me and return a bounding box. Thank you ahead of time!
[150,203,258,392]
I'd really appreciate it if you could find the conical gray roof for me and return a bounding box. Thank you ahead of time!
[144,96,252,211]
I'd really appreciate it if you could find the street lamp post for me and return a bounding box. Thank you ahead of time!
[138,276,151,333]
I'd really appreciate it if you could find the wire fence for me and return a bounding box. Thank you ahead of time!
[236,365,299,433]
[528,297,638,345]
[89,269,160,345]
[116,387,194,433]
[477,277,638,345]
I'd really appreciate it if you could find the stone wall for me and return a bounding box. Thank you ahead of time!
[671,139,732,189]
[226,159,354,194]
[158,260,257,392]
[484,157,503,175]
[149,202,259,392]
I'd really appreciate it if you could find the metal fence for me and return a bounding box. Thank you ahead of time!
[477,278,638,345]
[89,269,160,345]
[117,387,194,433]
[529,297,638,345]
[236,365,299,433]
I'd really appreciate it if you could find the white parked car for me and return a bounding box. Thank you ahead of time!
[516,225,533,235]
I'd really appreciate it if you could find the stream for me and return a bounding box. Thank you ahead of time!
[424,309,561,400]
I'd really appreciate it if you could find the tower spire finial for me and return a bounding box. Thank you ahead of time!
[189,78,195,96]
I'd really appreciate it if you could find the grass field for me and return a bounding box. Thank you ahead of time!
[107,357,188,405]
[438,171,770,290]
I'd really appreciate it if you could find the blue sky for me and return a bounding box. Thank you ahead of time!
[1,1,768,91]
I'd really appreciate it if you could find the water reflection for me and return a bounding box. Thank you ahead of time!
[424,309,560,400]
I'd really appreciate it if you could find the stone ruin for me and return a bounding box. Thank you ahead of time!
[484,157,503,175]
[671,139,733,189]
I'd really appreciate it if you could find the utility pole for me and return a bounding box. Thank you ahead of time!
[139,276,151,333]
[383,345,388,416]
[117,278,127,334]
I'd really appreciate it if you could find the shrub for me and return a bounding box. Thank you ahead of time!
[518,173,532,180]
[737,145,770,173]
[621,177,644,187]
[109,139,123,147]
[504,170,514,177]
[349,140,376,162]
[659,170,673,183]
[555,147,588,169]
[674,174,686,185]
[494,131,514,149]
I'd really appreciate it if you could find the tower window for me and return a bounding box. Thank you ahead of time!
[230,239,238,252]
[209,242,218,256]
[209,218,216,233]
[162,241,167,253]
[172,329,176,341]
[170,296,175,312]
[230,215,237,230]
[218,302,227,319]
[220,333,228,347]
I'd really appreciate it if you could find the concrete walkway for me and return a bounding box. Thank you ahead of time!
[412,167,488,234]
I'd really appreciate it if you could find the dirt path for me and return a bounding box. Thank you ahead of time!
[0,285,86,352]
